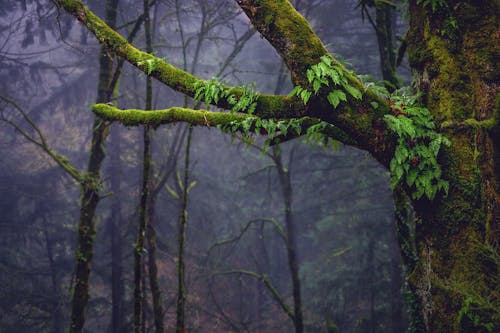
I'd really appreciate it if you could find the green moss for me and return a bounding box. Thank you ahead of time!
[251,0,328,82]
[92,104,250,128]
[432,232,499,332]
[407,13,498,319]
[426,35,471,121]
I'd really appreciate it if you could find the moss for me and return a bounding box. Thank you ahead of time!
[425,36,470,121]
[407,8,499,327]
[93,104,250,128]
[247,0,328,82]
[430,231,499,332]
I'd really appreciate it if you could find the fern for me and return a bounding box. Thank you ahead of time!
[225,83,258,114]
[217,115,333,152]
[289,55,362,108]
[384,88,450,200]
[137,55,168,75]
[194,78,225,107]
[194,79,257,114]
[416,0,446,13]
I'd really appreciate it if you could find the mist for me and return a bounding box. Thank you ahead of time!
[0,1,411,332]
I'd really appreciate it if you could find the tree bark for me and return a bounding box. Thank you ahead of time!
[406,1,499,332]
[147,207,165,333]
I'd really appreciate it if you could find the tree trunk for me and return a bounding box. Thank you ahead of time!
[147,206,165,333]
[109,123,124,333]
[42,216,64,333]
[374,2,399,88]
[176,126,193,333]
[133,0,154,330]
[406,1,499,332]
[273,148,304,333]
[69,1,119,331]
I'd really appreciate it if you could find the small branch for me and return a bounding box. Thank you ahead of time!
[209,218,287,253]
[0,95,82,182]
[213,269,295,321]
[440,118,498,131]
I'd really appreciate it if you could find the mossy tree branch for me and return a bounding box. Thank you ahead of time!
[55,0,299,119]
[93,103,358,147]
[93,104,251,127]
[57,0,397,167]
[235,0,396,166]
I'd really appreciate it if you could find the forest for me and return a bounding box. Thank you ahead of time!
[0,0,498,332]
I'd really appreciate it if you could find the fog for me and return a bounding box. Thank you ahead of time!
[0,1,411,332]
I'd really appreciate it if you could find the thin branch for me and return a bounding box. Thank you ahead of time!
[0,95,83,182]
[209,218,287,253]
[213,269,295,321]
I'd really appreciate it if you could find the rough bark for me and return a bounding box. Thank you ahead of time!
[406,1,499,332]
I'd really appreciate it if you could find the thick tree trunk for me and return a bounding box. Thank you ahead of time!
[406,1,499,332]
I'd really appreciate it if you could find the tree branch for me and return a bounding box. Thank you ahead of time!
[0,95,83,182]
[54,0,299,119]
[213,269,295,321]
[209,218,287,253]
[235,0,396,166]
[92,103,251,127]
[57,0,397,167]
